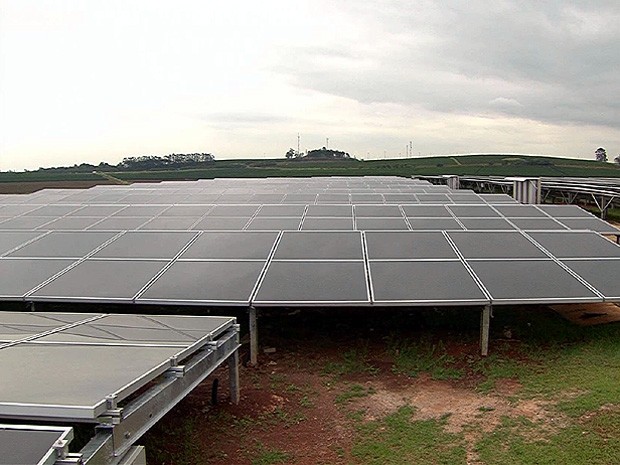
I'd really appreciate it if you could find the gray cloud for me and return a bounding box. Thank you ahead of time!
[275,0,620,128]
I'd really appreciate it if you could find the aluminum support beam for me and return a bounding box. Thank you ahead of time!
[480,305,492,356]
[249,306,258,366]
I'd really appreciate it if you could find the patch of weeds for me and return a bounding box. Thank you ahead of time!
[272,407,306,426]
[389,337,463,380]
[284,382,302,393]
[352,405,467,464]
[323,345,379,377]
[336,383,376,405]
[299,395,314,408]
[347,408,367,422]
[268,373,287,389]
[473,353,527,393]
[475,411,620,465]
[251,443,291,465]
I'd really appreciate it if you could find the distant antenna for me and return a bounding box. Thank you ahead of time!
[410,141,413,157]
[326,137,329,149]
[297,133,300,156]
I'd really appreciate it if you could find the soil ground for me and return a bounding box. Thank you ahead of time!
[140,305,620,465]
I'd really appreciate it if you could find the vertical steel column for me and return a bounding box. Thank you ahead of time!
[480,305,492,356]
[228,350,240,404]
[249,306,258,366]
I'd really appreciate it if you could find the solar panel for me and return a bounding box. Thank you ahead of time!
[383,194,417,203]
[537,205,595,218]
[92,231,197,259]
[447,205,500,217]
[305,205,353,217]
[509,218,567,230]
[0,231,45,256]
[467,260,599,303]
[401,205,452,217]
[86,216,151,230]
[138,261,265,304]
[416,194,452,203]
[369,261,487,304]
[562,260,620,300]
[493,205,547,218]
[246,217,302,230]
[191,216,250,230]
[139,216,202,230]
[0,425,73,465]
[447,231,548,259]
[31,260,167,301]
[40,216,104,231]
[207,205,260,216]
[556,218,620,234]
[274,231,363,259]
[0,216,56,230]
[316,194,350,204]
[355,205,402,217]
[459,218,515,230]
[22,205,81,217]
[0,259,75,298]
[528,232,620,258]
[301,217,354,230]
[180,231,278,259]
[365,232,458,259]
[6,231,117,258]
[257,205,306,217]
[66,205,125,217]
[253,261,369,304]
[111,206,169,217]
[0,343,182,419]
[159,205,212,216]
[355,218,409,230]
[407,218,463,230]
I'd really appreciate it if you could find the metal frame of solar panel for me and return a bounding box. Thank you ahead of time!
[0,423,75,465]
[0,311,240,465]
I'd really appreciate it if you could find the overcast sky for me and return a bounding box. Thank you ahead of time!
[1,0,618,171]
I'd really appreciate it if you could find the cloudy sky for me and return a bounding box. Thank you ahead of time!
[1,0,618,171]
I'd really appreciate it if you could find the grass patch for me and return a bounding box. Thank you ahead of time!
[251,443,291,465]
[476,412,620,465]
[336,383,376,404]
[323,346,379,377]
[352,405,467,464]
[389,337,463,380]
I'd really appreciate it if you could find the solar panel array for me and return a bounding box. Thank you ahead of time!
[0,311,235,420]
[1,177,618,307]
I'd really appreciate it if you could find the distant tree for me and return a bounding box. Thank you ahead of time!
[595,147,608,162]
[614,155,620,165]
[305,148,352,160]
[285,148,296,159]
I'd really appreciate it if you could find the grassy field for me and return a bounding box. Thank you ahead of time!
[2,154,620,184]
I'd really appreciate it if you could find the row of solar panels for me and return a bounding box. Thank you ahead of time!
[1,204,616,234]
[1,230,618,305]
[1,191,513,205]
[0,312,236,422]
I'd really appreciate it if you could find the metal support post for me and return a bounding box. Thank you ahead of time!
[249,306,258,366]
[480,305,492,356]
[228,350,240,404]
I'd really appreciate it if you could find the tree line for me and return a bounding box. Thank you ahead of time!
[26,153,215,173]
